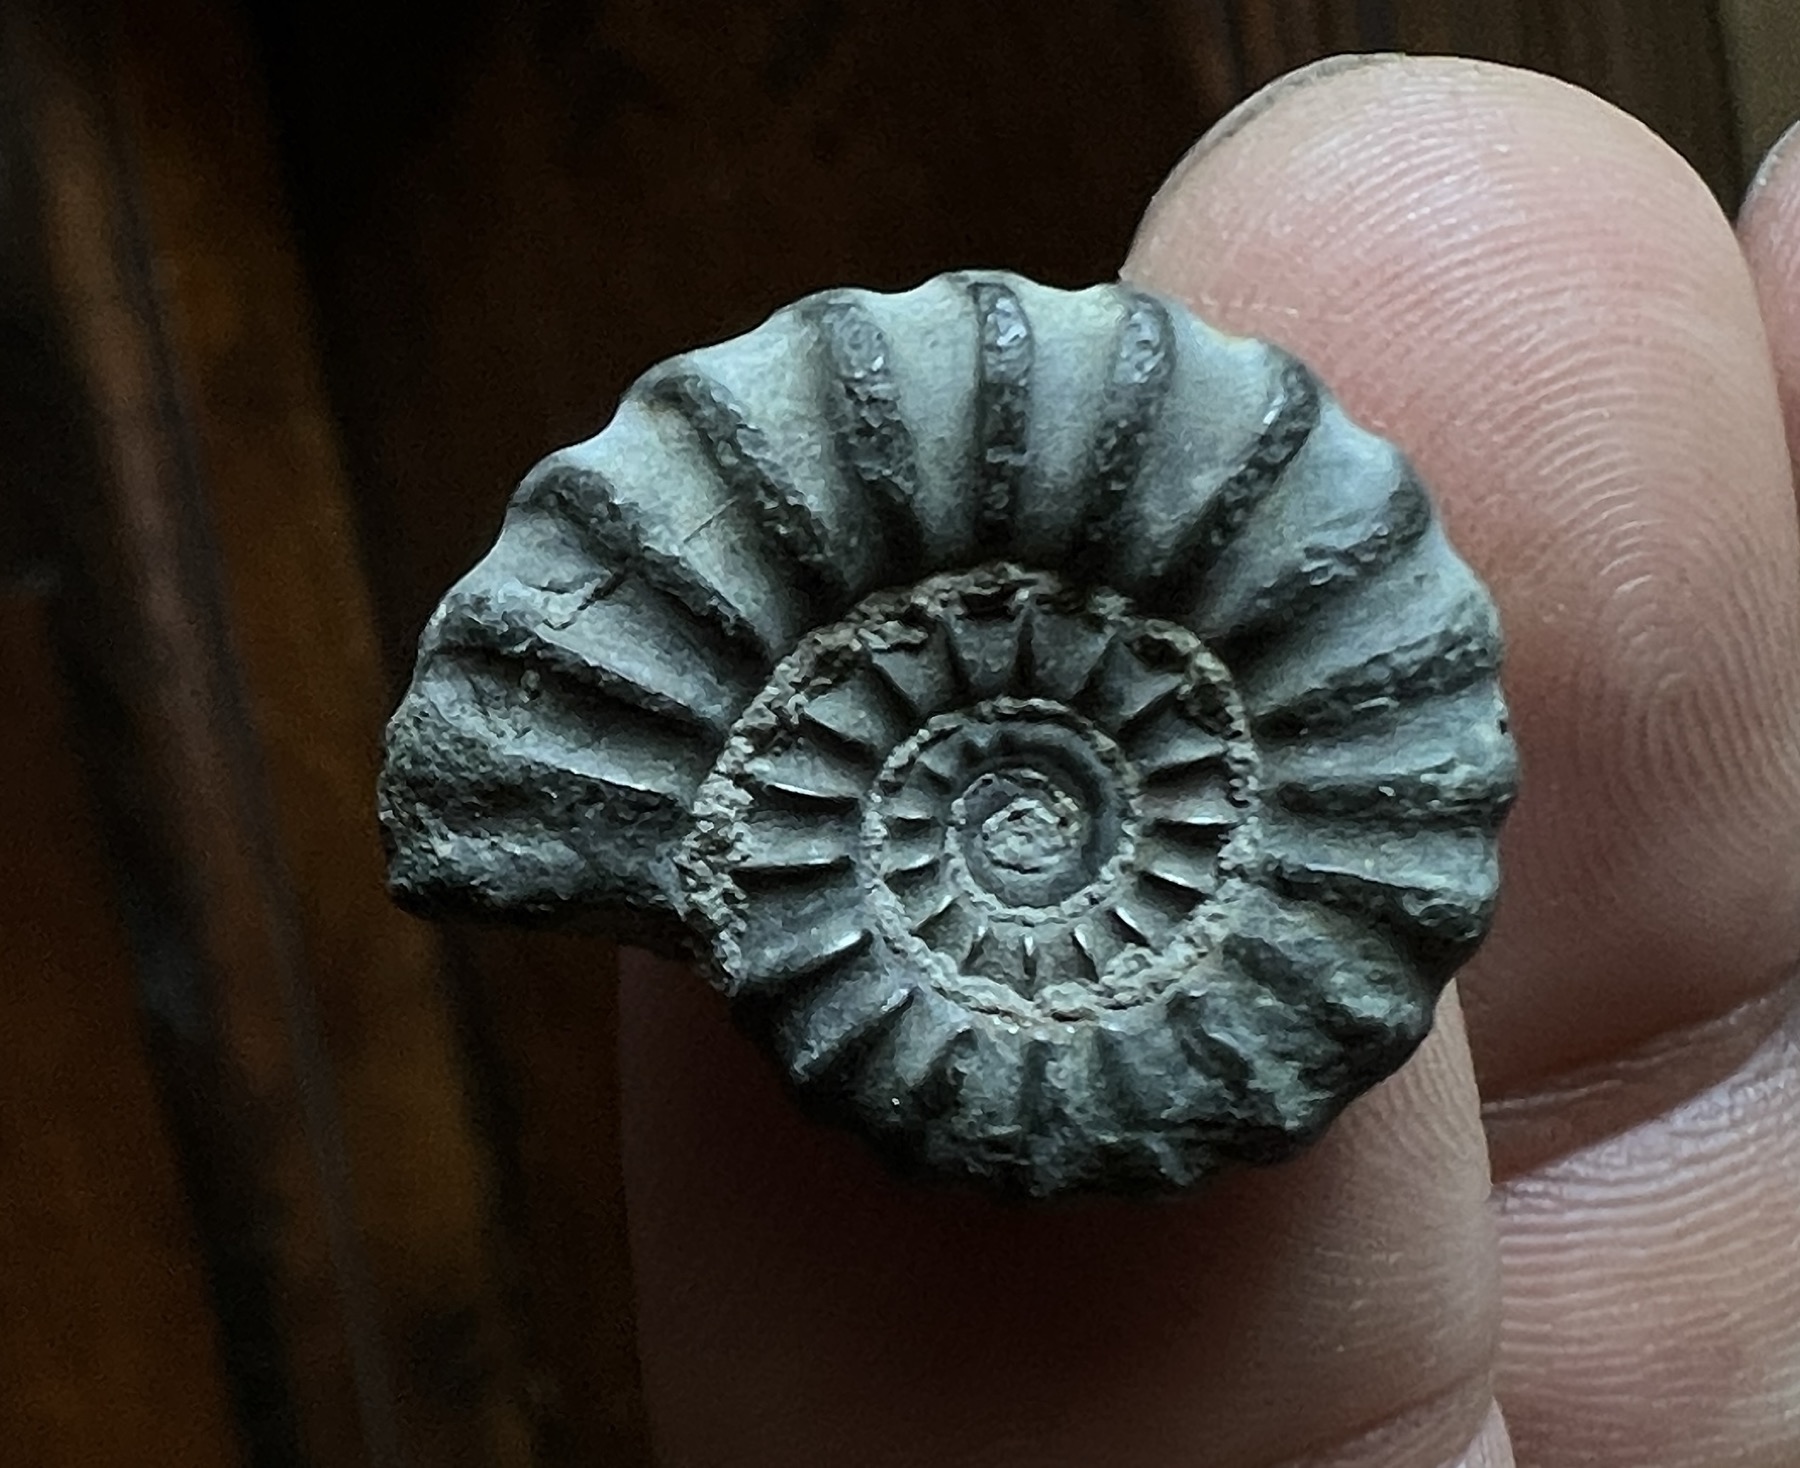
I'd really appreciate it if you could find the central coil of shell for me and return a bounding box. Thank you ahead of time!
[683,568,1262,1028]
[378,271,1517,1198]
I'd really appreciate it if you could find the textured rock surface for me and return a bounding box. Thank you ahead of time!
[378,271,1517,1198]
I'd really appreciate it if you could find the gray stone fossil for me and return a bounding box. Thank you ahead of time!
[378,271,1517,1199]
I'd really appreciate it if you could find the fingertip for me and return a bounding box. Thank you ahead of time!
[1153,51,1407,192]
[1127,54,1800,1096]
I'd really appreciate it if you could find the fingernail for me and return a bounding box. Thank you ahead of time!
[1132,52,1407,260]
[1187,52,1406,167]
[1744,115,1800,218]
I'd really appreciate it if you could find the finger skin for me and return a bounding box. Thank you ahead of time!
[1128,56,1800,1468]
[1489,126,1800,1468]
[1495,1000,1800,1468]
[623,956,1497,1468]
[1128,58,1800,1103]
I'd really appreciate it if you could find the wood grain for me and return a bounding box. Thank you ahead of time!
[8,11,368,1457]
[453,930,646,1464]
[1160,2,1742,201]
[113,7,534,1459]
[0,591,243,1468]
[8,2,532,1462]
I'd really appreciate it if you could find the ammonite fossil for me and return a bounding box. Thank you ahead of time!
[379,271,1516,1199]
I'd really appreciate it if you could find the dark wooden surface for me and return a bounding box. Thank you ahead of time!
[6,9,373,1458]
[0,592,243,1468]
[7,1,528,1463]
[1,3,1749,1465]
[114,5,536,1460]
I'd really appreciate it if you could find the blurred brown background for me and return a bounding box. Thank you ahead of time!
[0,3,1785,1464]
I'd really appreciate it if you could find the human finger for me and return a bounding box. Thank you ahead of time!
[1130,54,1800,1468]
[622,954,1497,1468]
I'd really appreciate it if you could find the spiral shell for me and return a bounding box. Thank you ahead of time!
[379,271,1516,1198]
